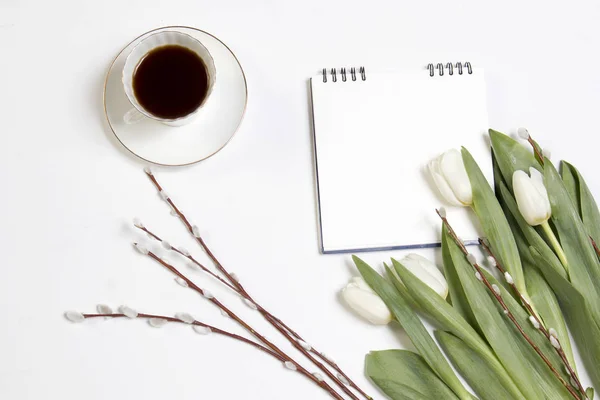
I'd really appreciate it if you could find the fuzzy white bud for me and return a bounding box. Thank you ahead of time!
[161,240,172,250]
[503,309,509,315]
[466,253,477,265]
[65,311,85,323]
[133,218,144,229]
[96,304,113,314]
[220,309,230,318]
[284,361,297,371]
[193,325,212,335]
[487,256,497,267]
[549,328,558,339]
[297,339,312,351]
[187,263,200,271]
[438,207,447,219]
[175,313,195,324]
[202,290,214,299]
[143,166,153,175]
[175,277,189,288]
[119,305,138,319]
[517,127,530,140]
[178,247,190,257]
[242,298,258,310]
[529,315,541,329]
[159,190,169,201]
[320,353,334,363]
[148,318,168,328]
[475,271,483,281]
[230,273,240,282]
[170,209,178,217]
[504,272,514,285]
[192,225,201,238]
[521,295,531,306]
[133,243,149,255]
[550,335,561,350]
[313,372,324,382]
[492,284,502,296]
[337,373,350,385]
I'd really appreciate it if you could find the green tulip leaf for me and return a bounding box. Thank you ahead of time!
[444,227,572,400]
[489,129,542,191]
[561,161,600,248]
[544,159,600,323]
[435,330,523,400]
[530,246,600,390]
[365,350,461,400]
[523,262,576,371]
[353,256,472,400]
[479,269,570,386]
[461,147,526,295]
[392,258,524,399]
[560,161,580,212]
[384,263,421,313]
[442,233,479,331]
[489,129,542,188]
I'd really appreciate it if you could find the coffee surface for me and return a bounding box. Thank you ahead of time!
[133,45,209,119]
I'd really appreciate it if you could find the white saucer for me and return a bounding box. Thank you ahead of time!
[103,26,248,166]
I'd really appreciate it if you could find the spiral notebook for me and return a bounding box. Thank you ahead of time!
[310,62,492,254]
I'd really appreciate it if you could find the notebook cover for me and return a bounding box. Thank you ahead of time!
[310,66,491,254]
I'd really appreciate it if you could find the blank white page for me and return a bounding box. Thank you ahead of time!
[311,67,491,253]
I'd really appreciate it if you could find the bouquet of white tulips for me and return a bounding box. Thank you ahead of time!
[344,129,599,400]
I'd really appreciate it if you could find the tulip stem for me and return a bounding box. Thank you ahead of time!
[541,221,569,274]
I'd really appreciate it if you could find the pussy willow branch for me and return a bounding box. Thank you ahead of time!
[479,238,587,399]
[137,224,364,400]
[143,170,372,400]
[82,312,285,361]
[142,228,238,292]
[523,130,545,166]
[436,210,581,400]
[140,250,345,400]
[590,237,600,259]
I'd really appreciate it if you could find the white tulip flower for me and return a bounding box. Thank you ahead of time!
[513,167,569,269]
[512,168,551,226]
[341,277,392,325]
[428,149,473,206]
[398,254,448,299]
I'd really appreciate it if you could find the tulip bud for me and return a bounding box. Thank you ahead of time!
[512,168,551,226]
[398,254,449,299]
[428,149,473,206]
[341,277,392,325]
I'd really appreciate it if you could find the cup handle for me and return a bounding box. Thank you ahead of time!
[123,108,145,124]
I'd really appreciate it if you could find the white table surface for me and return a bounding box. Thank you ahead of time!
[1,0,599,398]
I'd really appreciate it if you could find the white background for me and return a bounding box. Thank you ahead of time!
[1,0,600,399]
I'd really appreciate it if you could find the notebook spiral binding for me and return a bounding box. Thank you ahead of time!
[427,62,473,77]
[322,67,366,83]
[322,62,472,82]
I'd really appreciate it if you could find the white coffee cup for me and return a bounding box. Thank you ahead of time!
[122,31,216,127]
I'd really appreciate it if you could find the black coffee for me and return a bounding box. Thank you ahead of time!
[133,45,209,119]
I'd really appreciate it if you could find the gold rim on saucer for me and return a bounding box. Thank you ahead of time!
[103,26,248,166]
